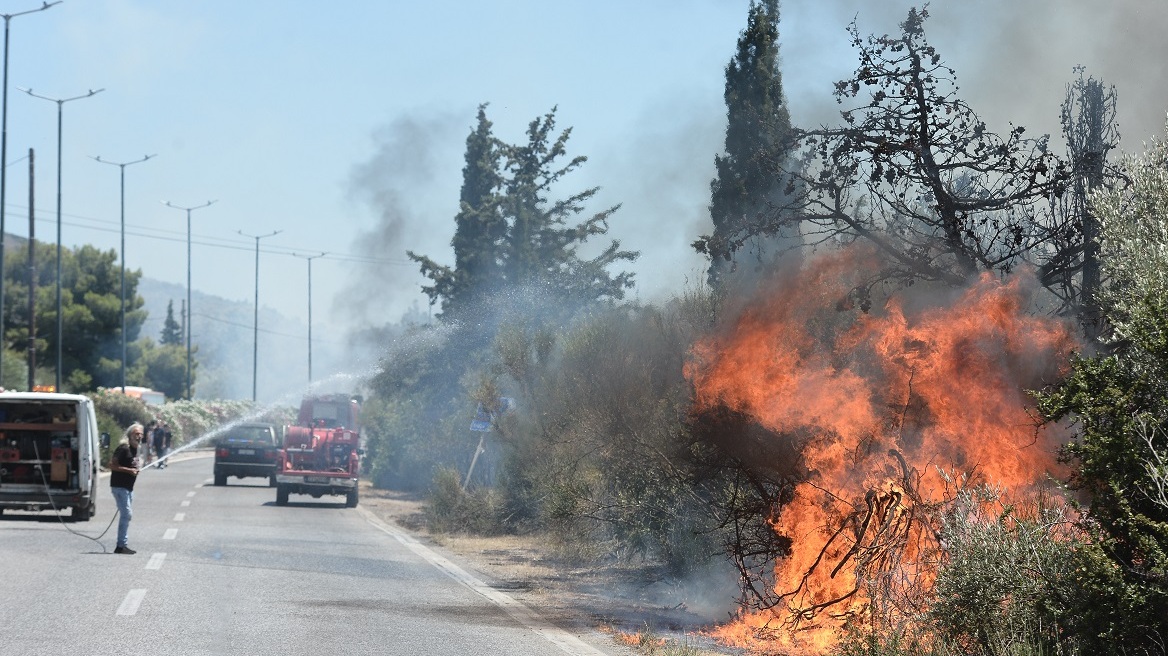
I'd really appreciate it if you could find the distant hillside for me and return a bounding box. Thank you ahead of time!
[137,277,350,403]
[4,233,368,402]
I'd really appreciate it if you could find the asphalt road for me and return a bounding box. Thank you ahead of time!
[0,454,624,656]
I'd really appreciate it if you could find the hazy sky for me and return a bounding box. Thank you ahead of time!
[6,0,1167,338]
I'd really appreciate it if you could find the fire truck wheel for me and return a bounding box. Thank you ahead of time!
[345,488,358,508]
[276,485,289,506]
[214,473,227,486]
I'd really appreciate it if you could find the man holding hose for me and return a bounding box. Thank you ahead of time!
[109,423,143,555]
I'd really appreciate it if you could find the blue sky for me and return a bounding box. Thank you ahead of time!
[5,0,1167,342]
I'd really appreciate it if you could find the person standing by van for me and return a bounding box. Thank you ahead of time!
[110,423,143,555]
[152,420,169,469]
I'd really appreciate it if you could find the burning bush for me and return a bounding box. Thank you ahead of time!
[685,246,1079,652]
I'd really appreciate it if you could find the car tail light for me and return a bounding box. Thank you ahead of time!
[216,448,229,458]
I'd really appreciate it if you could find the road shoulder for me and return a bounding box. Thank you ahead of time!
[356,483,740,655]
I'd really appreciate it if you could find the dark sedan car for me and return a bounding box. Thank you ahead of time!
[213,422,280,487]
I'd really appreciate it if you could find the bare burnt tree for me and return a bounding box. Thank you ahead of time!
[689,404,799,611]
[696,8,1075,300]
[1045,69,1120,331]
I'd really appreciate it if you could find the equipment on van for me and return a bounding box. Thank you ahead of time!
[0,392,101,520]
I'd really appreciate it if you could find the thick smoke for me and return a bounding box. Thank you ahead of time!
[784,0,1168,147]
[343,111,465,332]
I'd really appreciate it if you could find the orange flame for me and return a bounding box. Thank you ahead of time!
[686,247,1078,652]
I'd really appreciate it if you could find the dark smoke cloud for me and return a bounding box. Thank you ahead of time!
[785,0,1168,149]
[342,111,465,330]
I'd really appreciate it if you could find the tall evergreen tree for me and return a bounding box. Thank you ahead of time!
[499,108,637,310]
[703,0,797,289]
[411,106,637,320]
[160,299,183,346]
[410,105,505,320]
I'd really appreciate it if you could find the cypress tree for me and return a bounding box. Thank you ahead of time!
[410,105,505,320]
[706,0,797,289]
[160,300,183,346]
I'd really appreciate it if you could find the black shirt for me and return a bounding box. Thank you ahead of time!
[110,442,138,491]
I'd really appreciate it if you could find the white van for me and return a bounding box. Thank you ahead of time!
[0,392,101,520]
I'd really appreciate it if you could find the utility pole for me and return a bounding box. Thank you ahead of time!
[163,199,215,400]
[92,154,154,391]
[240,229,280,402]
[0,1,59,381]
[25,148,33,390]
[20,87,103,392]
[292,252,325,384]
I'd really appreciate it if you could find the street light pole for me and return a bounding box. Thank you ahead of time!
[163,200,215,400]
[19,86,104,392]
[293,252,325,384]
[240,229,280,402]
[92,154,154,391]
[0,1,59,382]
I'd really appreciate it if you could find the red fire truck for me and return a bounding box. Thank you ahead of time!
[274,394,362,507]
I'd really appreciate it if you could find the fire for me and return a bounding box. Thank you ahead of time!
[686,247,1078,652]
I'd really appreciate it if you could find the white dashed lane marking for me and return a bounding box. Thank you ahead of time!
[174,513,185,522]
[163,528,178,540]
[145,553,166,570]
[180,500,190,507]
[117,589,146,616]
[186,491,196,498]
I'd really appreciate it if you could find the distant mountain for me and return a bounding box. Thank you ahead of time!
[137,277,352,403]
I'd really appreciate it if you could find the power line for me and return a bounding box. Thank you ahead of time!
[189,311,345,344]
[5,202,416,266]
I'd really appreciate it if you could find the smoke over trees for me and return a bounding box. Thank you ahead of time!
[699,8,1087,313]
[367,107,640,490]
[358,3,1166,653]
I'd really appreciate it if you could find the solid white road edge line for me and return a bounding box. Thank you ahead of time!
[116,589,146,616]
[357,506,609,656]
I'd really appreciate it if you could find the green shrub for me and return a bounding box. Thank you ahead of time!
[425,466,506,535]
[927,485,1081,655]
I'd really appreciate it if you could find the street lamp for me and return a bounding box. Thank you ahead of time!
[20,86,104,392]
[0,1,59,380]
[292,252,325,384]
[92,154,154,391]
[163,200,215,400]
[239,229,280,402]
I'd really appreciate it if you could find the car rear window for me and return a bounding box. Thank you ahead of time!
[223,426,275,445]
